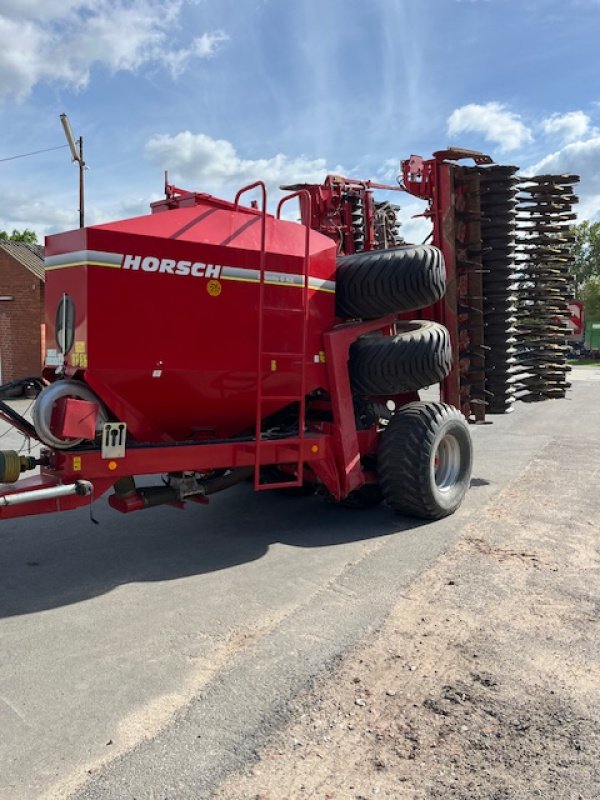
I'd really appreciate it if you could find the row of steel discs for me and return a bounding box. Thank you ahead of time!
[477,168,579,411]
[479,166,520,413]
[514,174,579,402]
[374,201,403,249]
[350,197,403,251]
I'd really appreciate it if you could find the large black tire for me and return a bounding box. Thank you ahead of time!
[378,401,472,520]
[350,321,452,396]
[336,245,446,320]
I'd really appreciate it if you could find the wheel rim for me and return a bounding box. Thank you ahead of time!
[433,433,462,492]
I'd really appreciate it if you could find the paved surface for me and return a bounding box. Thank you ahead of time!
[0,371,596,799]
[570,363,600,381]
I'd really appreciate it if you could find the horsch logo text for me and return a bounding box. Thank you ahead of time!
[121,254,222,278]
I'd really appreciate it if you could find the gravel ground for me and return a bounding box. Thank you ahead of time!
[216,428,600,799]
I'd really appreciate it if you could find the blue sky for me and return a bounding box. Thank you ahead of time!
[0,0,599,243]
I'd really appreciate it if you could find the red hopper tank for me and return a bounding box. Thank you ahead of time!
[43,192,337,442]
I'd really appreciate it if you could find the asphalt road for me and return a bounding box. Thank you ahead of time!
[0,370,597,799]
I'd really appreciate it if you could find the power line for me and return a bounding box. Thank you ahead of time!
[0,144,69,163]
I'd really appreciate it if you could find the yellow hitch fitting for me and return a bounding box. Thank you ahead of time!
[0,451,37,484]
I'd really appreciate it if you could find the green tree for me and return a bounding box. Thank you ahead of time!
[570,220,600,291]
[0,228,38,244]
[582,276,600,323]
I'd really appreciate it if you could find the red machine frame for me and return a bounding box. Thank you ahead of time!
[401,149,492,421]
[291,150,493,420]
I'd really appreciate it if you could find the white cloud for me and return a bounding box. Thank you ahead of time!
[144,131,336,197]
[0,185,165,238]
[528,136,600,222]
[109,195,162,222]
[376,158,402,183]
[398,214,432,246]
[396,201,432,245]
[0,188,77,238]
[193,31,229,58]
[0,1,228,99]
[529,136,600,188]
[541,111,590,143]
[161,31,229,77]
[0,1,92,20]
[447,102,533,152]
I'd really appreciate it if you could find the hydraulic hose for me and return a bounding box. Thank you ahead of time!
[0,377,44,440]
[0,400,37,439]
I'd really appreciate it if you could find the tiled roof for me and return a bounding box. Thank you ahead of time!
[0,241,45,281]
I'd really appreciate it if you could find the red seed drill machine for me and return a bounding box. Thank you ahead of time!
[0,148,578,522]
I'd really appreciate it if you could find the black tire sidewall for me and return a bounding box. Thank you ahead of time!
[378,402,473,520]
[426,416,472,514]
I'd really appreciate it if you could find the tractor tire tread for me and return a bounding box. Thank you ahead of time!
[336,245,446,319]
[350,320,452,395]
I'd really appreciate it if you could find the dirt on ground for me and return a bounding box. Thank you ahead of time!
[216,444,600,800]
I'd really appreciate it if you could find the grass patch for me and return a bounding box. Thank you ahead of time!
[568,359,600,366]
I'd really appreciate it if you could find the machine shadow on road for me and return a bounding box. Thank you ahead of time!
[0,482,431,619]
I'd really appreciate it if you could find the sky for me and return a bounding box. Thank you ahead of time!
[0,0,599,244]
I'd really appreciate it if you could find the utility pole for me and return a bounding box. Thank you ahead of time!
[59,114,85,228]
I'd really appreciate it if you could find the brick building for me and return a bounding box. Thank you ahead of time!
[0,241,45,384]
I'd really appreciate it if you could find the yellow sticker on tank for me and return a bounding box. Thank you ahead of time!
[72,456,82,471]
[79,353,88,368]
[75,341,85,353]
[206,279,222,297]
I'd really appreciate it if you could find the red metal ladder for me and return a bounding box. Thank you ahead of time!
[232,184,311,491]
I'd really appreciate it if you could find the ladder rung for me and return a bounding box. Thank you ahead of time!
[255,478,303,491]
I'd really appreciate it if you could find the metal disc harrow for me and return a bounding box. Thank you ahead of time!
[453,167,487,422]
[513,174,580,402]
[478,165,521,413]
